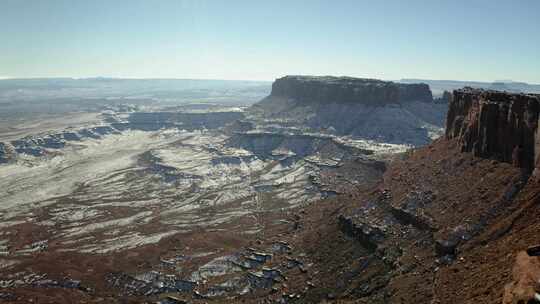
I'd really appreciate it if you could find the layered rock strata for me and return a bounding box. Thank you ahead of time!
[270,75,433,105]
[445,88,540,173]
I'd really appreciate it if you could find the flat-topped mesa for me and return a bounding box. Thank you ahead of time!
[446,87,540,173]
[270,75,433,105]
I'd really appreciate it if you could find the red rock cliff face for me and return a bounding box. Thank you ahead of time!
[445,88,540,172]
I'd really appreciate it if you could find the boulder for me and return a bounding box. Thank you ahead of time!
[503,251,540,304]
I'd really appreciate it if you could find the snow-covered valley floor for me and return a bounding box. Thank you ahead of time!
[0,127,326,255]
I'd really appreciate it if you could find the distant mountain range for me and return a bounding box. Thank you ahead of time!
[0,78,272,105]
[400,78,540,96]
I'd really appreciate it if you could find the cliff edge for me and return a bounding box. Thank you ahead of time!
[270,75,433,105]
[250,75,446,146]
[446,88,540,173]
[289,88,540,304]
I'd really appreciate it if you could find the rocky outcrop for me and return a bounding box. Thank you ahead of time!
[390,190,437,232]
[250,76,446,146]
[226,132,371,158]
[269,75,433,105]
[223,120,254,135]
[0,111,246,164]
[445,88,540,173]
[3,126,120,159]
[127,112,244,131]
[338,215,386,251]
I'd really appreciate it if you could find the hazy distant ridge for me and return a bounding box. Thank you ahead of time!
[400,79,540,96]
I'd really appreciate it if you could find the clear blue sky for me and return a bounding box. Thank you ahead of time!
[1,0,539,82]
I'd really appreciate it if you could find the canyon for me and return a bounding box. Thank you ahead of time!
[0,76,418,303]
[1,77,539,304]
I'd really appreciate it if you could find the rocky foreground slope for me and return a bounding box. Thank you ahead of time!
[284,88,540,304]
[249,75,447,146]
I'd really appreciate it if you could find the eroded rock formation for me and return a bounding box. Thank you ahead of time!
[127,111,244,131]
[226,132,371,158]
[446,88,540,173]
[250,75,446,146]
[270,75,433,105]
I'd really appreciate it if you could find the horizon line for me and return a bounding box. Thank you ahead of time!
[0,76,539,86]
